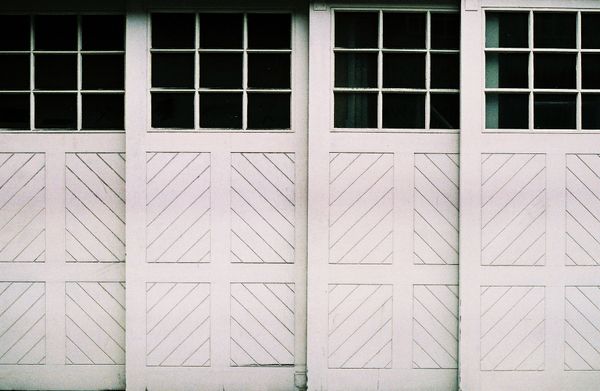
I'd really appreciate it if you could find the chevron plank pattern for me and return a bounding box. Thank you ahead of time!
[481,154,546,266]
[0,282,45,364]
[0,153,45,262]
[566,154,600,266]
[66,153,125,263]
[413,285,458,369]
[146,282,210,366]
[230,283,295,366]
[146,153,211,263]
[231,153,295,264]
[414,154,459,265]
[65,282,125,365]
[565,286,600,370]
[329,153,394,264]
[480,286,545,371]
[328,284,393,368]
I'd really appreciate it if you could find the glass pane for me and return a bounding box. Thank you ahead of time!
[335,53,377,88]
[383,12,426,49]
[534,53,576,89]
[151,93,194,128]
[583,94,600,129]
[248,14,291,50]
[199,13,243,49]
[335,12,378,49]
[0,55,30,90]
[0,16,30,51]
[486,93,528,129]
[35,93,76,129]
[486,12,528,48]
[431,54,459,89]
[431,13,459,50]
[248,93,290,129]
[248,53,290,89]
[485,53,529,88]
[82,55,124,90]
[0,94,29,129]
[82,94,124,129]
[199,93,242,129]
[199,53,242,89]
[582,13,600,49]
[152,53,194,88]
[383,93,425,128]
[431,94,459,129]
[583,54,600,90]
[335,93,377,128]
[534,13,576,49]
[82,15,125,51]
[383,53,425,88]
[35,15,77,51]
[534,94,576,129]
[35,55,77,90]
[151,13,195,49]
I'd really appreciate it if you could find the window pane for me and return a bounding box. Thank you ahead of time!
[248,54,290,89]
[82,94,124,129]
[431,94,459,129]
[534,94,576,129]
[0,94,29,129]
[151,93,194,128]
[0,16,30,51]
[431,13,459,50]
[82,15,125,51]
[199,13,243,49]
[583,94,600,129]
[485,53,529,88]
[486,12,528,48]
[335,93,377,128]
[583,54,600,90]
[199,93,242,129]
[582,13,600,49]
[383,12,426,49]
[534,13,576,49]
[383,53,425,89]
[35,93,76,129]
[82,55,124,90]
[199,53,242,89]
[335,53,377,88]
[534,54,576,89]
[431,54,459,89]
[152,53,194,88]
[35,15,77,51]
[486,93,528,129]
[383,93,425,128]
[248,93,290,129]
[335,12,378,49]
[35,55,77,90]
[151,13,195,49]
[0,55,30,90]
[248,14,291,50]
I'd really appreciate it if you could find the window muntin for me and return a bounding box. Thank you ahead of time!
[333,10,460,131]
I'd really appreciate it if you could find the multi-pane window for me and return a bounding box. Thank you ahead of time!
[485,11,600,130]
[150,12,292,130]
[333,10,460,130]
[0,15,125,131]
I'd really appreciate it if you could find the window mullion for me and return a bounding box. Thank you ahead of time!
[242,13,248,131]
[529,10,534,131]
[425,11,431,130]
[377,10,383,130]
[576,10,582,131]
[30,15,35,131]
[77,14,82,131]
[195,13,200,130]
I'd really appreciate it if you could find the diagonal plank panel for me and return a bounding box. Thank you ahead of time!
[565,286,600,370]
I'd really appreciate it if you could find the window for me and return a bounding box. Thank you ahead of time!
[150,12,292,130]
[485,11,600,130]
[333,10,460,130]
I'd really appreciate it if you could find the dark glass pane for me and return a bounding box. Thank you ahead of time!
[0,94,29,129]
[82,55,124,90]
[35,93,76,129]
[582,13,600,49]
[383,93,425,128]
[35,15,76,50]
[583,94,600,129]
[335,12,378,48]
[151,93,194,128]
[431,94,459,129]
[199,13,243,49]
[335,53,377,88]
[534,53,576,89]
[35,55,77,90]
[248,14,291,49]
[431,13,459,50]
[199,93,242,128]
[248,93,290,129]
[534,94,576,129]
[334,93,377,128]
[82,15,125,51]
[383,53,425,88]
[0,16,30,51]
[486,93,528,129]
[151,13,195,49]
[383,12,426,49]
[534,13,576,48]
[431,54,459,89]
[82,94,124,129]
[248,54,290,89]
[152,53,194,88]
[486,12,528,48]
[583,54,600,90]
[0,55,30,90]
[199,53,242,89]
[486,53,528,88]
